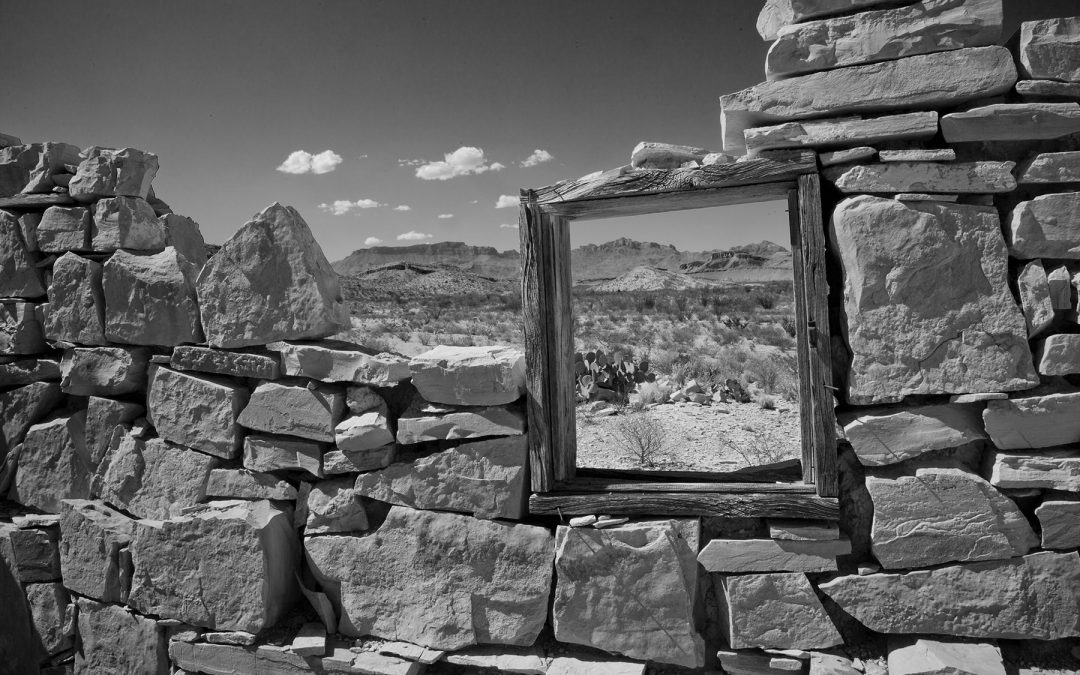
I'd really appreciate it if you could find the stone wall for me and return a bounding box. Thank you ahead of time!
[2,2,1080,674]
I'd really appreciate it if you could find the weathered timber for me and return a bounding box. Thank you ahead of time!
[529,491,839,519]
[0,194,77,209]
[575,459,802,484]
[557,479,816,494]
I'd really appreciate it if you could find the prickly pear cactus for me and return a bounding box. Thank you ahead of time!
[574,349,653,403]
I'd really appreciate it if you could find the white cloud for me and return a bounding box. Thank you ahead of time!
[277,149,343,175]
[469,200,479,204]
[397,158,424,167]
[397,231,433,241]
[363,237,383,247]
[500,223,519,229]
[415,146,505,180]
[520,148,553,167]
[393,205,412,211]
[495,194,518,209]
[317,199,383,216]
[437,213,454,219]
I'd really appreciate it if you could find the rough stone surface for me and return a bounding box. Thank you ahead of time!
[37,205,90,252]
[302,476,369,534]
[0,210,45,298]
[22,141,79,194]
[58,499,135,603]
[169,641,256,675]
[823,161,1016,193]
[276,341,410,385]
[1008,192,1080,260]
[1037,335,1080,375]
[1018,260,1055,338]
[0,382,62,456]
[345,385,387,415]
[68,146,159,202]
[91,196,165,251]
[830,197,1037,404]
[76,596,167,675]
[1,523,59,582]
[304,506,554,650]
[127,499,299,632]
[766,0,1001,80]
[697,537,850,572]
[147,365,248,459]
[161,213,207,270]
[1035,500,1080,551]
[25,581,72,656]
[12,412,90,513]
[941,103,1080,142]
[630,141,709,169]
[819,146,877,167]
[990,449,1080,491]
[443,645,545,674]
[819,551,1080,639]
[839,403,986,466]
[243,434,322,477]
[205,468,297,500]
[867,468,1037,569]
[60,346,149,396]
[170,345,281,380]
[322,445,396,475]
[44,253,106,345]
[746,112,938,154]
[96,432,218,519]
[756,0,900,41]
[0,358,60,386]
[238,381,344,442]
[0,300,45,355]
[720,572,843,650]
[721,46,1016,154]
[879,149,956,162]
[196,203,349,348]
[409,345,526,406]
[1015,78,1080,100]
[396,398,525,444]
[768,519,839,541]
[1018,17,1080,83]
[983,392,1080,449]
[335,411,394,452]
[103,247,202,345]
[1018,151,1080,183]
[888,638,1006,675]
[84,395,144,468]
[353,436,528,520]
[547,656,646,675]
[1047,265,1072,309]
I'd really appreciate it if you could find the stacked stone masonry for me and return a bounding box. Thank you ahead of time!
[2,2,1080,674]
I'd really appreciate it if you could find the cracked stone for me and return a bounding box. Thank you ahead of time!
[983,392,1080,449]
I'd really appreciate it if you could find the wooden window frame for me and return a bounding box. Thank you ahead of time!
[519,151,839,519]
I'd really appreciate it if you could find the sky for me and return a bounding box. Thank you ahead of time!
[1,0,1074,256]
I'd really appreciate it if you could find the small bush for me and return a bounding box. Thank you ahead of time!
[636,381,671,406]
[757,394,777,410]
[613,412,665,467]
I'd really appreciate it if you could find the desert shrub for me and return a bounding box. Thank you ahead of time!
[757,394,777,410]
[755,293,775,310]
[720,428,795,468]
[742,352,799,400]
[636,380,671,405]
[613,412,665,467]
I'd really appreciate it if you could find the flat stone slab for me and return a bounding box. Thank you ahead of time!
[76,596,165,675]
[1037,335,1080,375]
[819,147,877,167]
[818,551,1080,639]
[60,346,149,396]
[879,149,956,162]
[767,519,839,541]
[238,380,344,442]
[941,103,1080,142]
[1008,192,1080,260]
[275,340,410,385]
[547,656,646,675]
[746,112,938,155]
[243,434,322,477]
[1018,151,1080,184]
[335,410,394,452]
[990,449,1080,491]
[888,638,1006,675]
[823,161,1016,193]
[983,392,1080,449]
[322,445,395,474]
[95,433,218,519]
[756,0,908,41]
[1016,79,1080,101]
[409,345,526,406]
[205,468,297,500]
[716,649,806,675]
[839,403,987,466]
[697,536,850,573]
[1018,17,1080,83]
[147,365,248,458]
[170,345,281,379]
[1036,500,1080,550]
[44,253,106,345]
[444,645,546,674]
[396,397,526,444]
[720,572,843,650]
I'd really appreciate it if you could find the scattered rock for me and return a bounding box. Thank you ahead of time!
[1036,335,1080,375]
[91,196,165,251]
[37,206,90,252]
[941,103,1080,142]
[0,382,62,455]
[746,112,938,155]
[1017,151,1080,184]
[205,468,297,500]
[95,432,218,519]
[697,536,850,572]
[839,403,987,466]
[720,572,843,650]
[147,365,249,459]
[75,596,167,675]
[409,345,525,406]
[630,141,709,169]
[243,434,322,478]
[335,411,394,452]
[301,476,369,534]
[12,412,91,512]
[983,392,1080,449]
[1017,17,1080,83]
[1008,192,1080,260]
[238,381,344,443]
[170,345,281,380]
[276,340,411,385]
[60,346,149,396]
[0,210,46,298]
[0,300,45,355]
[160,213,207,270]
[823,161,1016,193]
[396,397,525,444]
[44,253,106,345]
[57,499,135,603]
[990,449,1080,491]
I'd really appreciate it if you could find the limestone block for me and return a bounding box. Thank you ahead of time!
[160,213,207,270]
[721,46,1016,154]
[334,412,393,453]
[195,203,349,348]
[44,253,106,345]
[1018,260,1055,338]
[95,433,218,519]
[1016,79,1080,101]
[896,193,959,203]
[127,499,299,632]
[0,143,39,197]
[12,412,91,512]
[84,396,144,469]
[823,161,1016,193]
[866,468,1037,569]
[68,146,159,202]
[276,340,411,385]
[322,445,395,474]
[888,638,1006,675]
[238,381,343,442]
[1018,151,1080,183]
[630,141,709,169]
[547,657,646,675]
[346,651,422,674]
[17,212,40,251]
[60,346,149,396]
[396,397,525,444]
[22,141,80,193]
[1048,265,1073,309]
[941,103,1080,142]
[0,358,61,386]
[715,650,805,675]
[1018,17,1080,83]
[37,206,90,252]
[376,641,446,664]
[243,434,322,477]
[819,551,1080,639]
[353,435,528,520]
[0,300,45,355]
[839,403,987,466]
[880,149,956,163]
[58,499,135,603]
[745,111,938,154]
[91,196,165,251]
[301,476,369,534]
[830,197,1037,404]
[983,392,1080,449]
[147,365,248,459]
[76,597,167,675]
[1036,500,1080,550]
[0,382,62,454]
[444,645,545,673]
[720,572,842,650]
[766,0,1002,80]
[290,622,326,658]
[0,523,59,582]
[819,147,877,167]
[990,449,1080,491]
[205,468,297,500]
[1037,335,1080,375]
[697,536,850,573]
[345,385,386,415]
[24,582,73,658]
[756,0,900,41]
[767,519,839,541]
[169,641,256,675]
[0,210,45,298]
[1008,192,1080,260]
[103,247,202,345]
[170,345,281,380]
[409,345,525,406]
[304,506,553,649]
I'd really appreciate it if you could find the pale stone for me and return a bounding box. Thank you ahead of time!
[720,573,842,650]
[44,253,106,345]
[161,213,207,270]
[569,515,598,527]
[697,537,850,573]
[766,0,1002,80]
[96,432,218,519]
[25,581,72,656]
[839,403,987,466]
[22,142,79,193]
[58,499,135,603]
[0,143,39,197]
[824,161,1016,193]
[353,436,528,520]
[0,210,45,297]
[867,468,1037,569]
[276,341,411,385]
[91,196,164,251]
[721,47,1016,154]
[951,392,1007,403]
[349,651,423,675]
[895,193,959,202]
[409,345,526,406]
[0,300,45,355]
[1016,79,1080,101]
[746,112,938,155]
[127,499,299,632]
[1035,500,1080,550]
[377,641,446,664]
[238,381,344,442]
[244,434,322,477]
[990,449,1080,491]
[830,197,1037,404]
[879,149,956,162]
[0,523,59,582]
[205,468,297,500]
[169,641,256,675]
[196,203,349,348]
[0,358,60,386]
[888,638,1005,675]
[204,631,257,646]
[983,393,1080,449]
[170,345,281,380]
[552,520,703,667]
[75,597,166,675]
[1048,265,1073,309]
[819,147,876,167]
[818,551,1080,639]
[444,645,546,673]
[303,476,369,534]
[37,205,90,252]
[147,365,248,459]
[335,411,394,452]
[0,382,62,455]
[1018,260,1055,337]
[547,656,646,675]
[756,0,900,41]
[290,622,326,657]
[630,141,709,169]
[322,445,396,474]
[941,103,1080,142]
[345,385,386,415]
[594,516,629,529]
[717,649,805,675]
[1018,151,1080,183]
[396,397,525,444]
[304,506,553,649]
[1037,335,1080,375]
[12,412,90,512]
[1009,192,1080,260]
[84,396,144,468]
[60,346,149,396]
[1018,17,1080,83]
[17,212,39,251]
[68,146,158,202]
[767,520,839,541]
[103,247,202,345]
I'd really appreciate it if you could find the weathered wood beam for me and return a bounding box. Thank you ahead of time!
[529,491,839,519]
